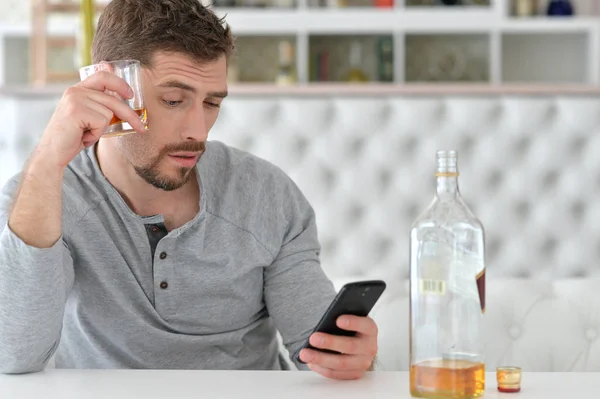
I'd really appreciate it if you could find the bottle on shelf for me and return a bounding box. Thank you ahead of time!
[312,50,330,82]
[376,37,394,82]
[373,0,394,8]
[319,0,347,7]
[273,0,295,7]
[513,0,538,16]
[227,59,239,84]
[409,150,486,399]
[276,40,296,85]
[344,40,369,83]
[546,0,574,16]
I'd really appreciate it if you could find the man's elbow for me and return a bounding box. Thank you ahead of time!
[0,353,47,374]
[0,364,46,375]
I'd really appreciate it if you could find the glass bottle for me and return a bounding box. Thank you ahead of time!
[409,150,486,399]
[276,40,296,85]
[514,0,538,17]
[345,41,369,83]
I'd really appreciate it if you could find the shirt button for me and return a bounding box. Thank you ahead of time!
[151,225,159,233]
[159,252,167,260]
[160,281,168,289]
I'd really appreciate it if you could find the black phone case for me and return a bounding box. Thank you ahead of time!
[294,280,386,364]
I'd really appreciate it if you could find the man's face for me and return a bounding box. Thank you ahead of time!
[115,51,228,191]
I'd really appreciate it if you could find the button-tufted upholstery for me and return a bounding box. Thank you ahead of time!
[1,88,600,373]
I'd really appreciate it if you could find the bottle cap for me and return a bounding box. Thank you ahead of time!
[496,366,521,393]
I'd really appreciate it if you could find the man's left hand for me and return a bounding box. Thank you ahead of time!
[298,315,378,380]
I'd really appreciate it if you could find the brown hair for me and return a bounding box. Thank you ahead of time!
[92,0,234,66]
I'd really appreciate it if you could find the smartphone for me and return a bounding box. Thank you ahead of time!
[294,279,387,364]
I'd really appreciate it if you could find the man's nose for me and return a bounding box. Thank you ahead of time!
[181,106,209,142]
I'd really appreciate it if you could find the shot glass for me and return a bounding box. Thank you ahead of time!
[79,59,148,138]
[497,366,522,393]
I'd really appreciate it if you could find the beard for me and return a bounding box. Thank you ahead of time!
[133,141,206,191]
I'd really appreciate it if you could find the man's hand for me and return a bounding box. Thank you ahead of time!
[298,315,378,380]
[37,71,147,169]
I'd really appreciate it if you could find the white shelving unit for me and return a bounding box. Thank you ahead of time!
[0,0,598,86]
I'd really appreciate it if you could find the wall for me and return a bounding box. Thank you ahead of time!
[3,87,600,372]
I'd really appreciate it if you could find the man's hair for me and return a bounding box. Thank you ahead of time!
[92,0,234,66]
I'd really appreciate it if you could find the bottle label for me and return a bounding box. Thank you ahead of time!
[476,268,485,314]
[417,241,447,297]
[419,279,446,296]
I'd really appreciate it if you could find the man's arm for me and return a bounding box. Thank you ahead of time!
[262,195,336,371]
[0,167,75,374]
[263,181,379,379]
[0,70,143,374]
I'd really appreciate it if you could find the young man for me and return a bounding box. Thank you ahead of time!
[0,0,378,380]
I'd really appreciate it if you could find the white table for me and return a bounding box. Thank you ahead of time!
[0,370,598,398]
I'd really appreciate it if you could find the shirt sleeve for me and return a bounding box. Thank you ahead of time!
[262,178,337,370]
[0,176,75,374]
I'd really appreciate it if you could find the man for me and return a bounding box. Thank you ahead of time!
[0,0,379,380]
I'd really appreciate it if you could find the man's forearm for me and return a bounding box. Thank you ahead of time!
[8,151,65,248]
[0,149,73,374]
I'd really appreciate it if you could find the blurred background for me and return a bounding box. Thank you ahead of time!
[0,0,598,87]
[2,0,600,372]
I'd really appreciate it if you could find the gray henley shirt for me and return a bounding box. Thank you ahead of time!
[0,140,337,373]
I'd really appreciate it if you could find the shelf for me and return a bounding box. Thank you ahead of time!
[501,17,599,33]
[229,35,297,83]
[309,35,393,82]
[212,8,497,33]
[45,2,106,13]
[0,6,598,87]
[4,83,600,98]
[405,33,489,83]
[1,10,598,36]
[221,82,600,96]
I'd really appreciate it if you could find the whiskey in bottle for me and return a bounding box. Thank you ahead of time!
[409,150,486,399]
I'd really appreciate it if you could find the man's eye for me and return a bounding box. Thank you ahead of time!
[163,100,182,107]
[204,101,220,108]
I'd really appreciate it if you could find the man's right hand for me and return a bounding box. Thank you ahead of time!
[6,71,147,248]
[35,71,147,170]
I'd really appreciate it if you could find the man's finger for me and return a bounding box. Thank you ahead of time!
[77,71,134,102]
[336,315,378,336]
[85,90,146,134]
[299,348,372,371]
[309,332,374,356]
[308,363,364,380]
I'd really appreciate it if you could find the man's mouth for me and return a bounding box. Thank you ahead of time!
[170,152,201,158]
[168,152,201,167]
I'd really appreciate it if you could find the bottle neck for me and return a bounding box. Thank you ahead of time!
[278,41,293,67]
[436,173,459,197]
[349,42,361,68]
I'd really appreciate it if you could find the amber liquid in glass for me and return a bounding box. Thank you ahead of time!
[410,359,485,399]
[105,108,148,137]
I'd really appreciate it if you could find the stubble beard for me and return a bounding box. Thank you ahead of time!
[132,141,206,192]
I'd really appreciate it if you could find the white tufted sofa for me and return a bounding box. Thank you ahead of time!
[2,85,600,373]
